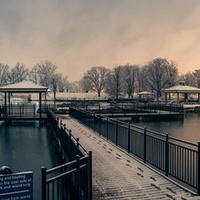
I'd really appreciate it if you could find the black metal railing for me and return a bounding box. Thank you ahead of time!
[84,102,184,114]
[41,109,92,200]
[69,107,200,194]
[0,103,47,119]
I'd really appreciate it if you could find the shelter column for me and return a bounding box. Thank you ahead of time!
[4,92,7,117]
[168,93,171,100]
[39,92,42,119]
[8,92,11,114]
[177,93,179,102]
[165,93,167,103]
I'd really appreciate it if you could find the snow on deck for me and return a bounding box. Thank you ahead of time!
[60,115,200,200]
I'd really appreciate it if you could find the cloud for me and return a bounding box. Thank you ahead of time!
[1,0,200,81]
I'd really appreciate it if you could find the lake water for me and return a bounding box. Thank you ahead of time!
[132,112,200,143]
[0,121,61,199]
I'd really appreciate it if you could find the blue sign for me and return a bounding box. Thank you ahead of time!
[0,171,33,200]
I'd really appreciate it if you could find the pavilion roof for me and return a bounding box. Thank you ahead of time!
[0,81,48,93]
[138,91,154,95]
[164,85,200,93]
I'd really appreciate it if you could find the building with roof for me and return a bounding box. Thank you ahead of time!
[0,81,48,120]
[164,84,200,103]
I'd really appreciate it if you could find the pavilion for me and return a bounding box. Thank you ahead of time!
[0,81,48,120]
[164,84,200,103]
[138,91,154,101]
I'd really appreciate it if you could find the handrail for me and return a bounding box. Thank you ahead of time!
[42,108,93,200]
[69,106,200,194]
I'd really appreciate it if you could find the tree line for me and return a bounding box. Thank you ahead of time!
[81,58,200,101]
[1,58,200,100]
[0,60,70,100]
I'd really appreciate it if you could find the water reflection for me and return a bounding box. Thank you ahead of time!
[132,112,200,143]
[0,122,61,199]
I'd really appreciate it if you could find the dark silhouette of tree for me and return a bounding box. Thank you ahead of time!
[83,66,109,97]
[34,60,57,87]
[178,72,196,87]
[144,58,178,101]
[193,69,200,88]
[123,65,139,98]
[105,66,124,99]
[0,63,10,86]
[80,76,93,93]
[7,63,29,84]
[29,66,39,84]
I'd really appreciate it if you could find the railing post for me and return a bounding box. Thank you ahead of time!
[106,117,109,140]
[99,117,101,136]
[116,119,118,146]
[63,124,67,131]
[76,138,79,148]
[56,116,59,126]
[128,122,131,153]
[165,133,169,176]
[170,104,172,114]
[198,142,200,195]
[69,129,72,137]
[41,166,47,200]
[93,114,96,131]
[60,119,62,128]
[88,151,93,200]
[76,155,80,200]
[20,106,22,118]
[144,127,147,163]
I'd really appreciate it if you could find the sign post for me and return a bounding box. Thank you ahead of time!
[0,170,33,200]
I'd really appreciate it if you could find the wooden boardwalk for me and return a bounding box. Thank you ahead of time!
[60,115,200,200]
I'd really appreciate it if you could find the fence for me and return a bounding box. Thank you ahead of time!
[41,108,92,200]
[0,103,47,119]
[69,107,200,194]
[82,102,183,113]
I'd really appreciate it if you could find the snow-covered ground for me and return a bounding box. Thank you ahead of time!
[0,92,107,102]
[47,92,107,100]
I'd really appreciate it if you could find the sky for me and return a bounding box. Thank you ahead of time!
[1,0,200,81]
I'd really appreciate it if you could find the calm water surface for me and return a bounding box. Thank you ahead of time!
[0,121,61,199]
[132,112,200,143]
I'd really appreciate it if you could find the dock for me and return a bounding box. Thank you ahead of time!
[100,111,184,120]
[60,115,199,200]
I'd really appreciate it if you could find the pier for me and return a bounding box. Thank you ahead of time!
[69,107,200,196]
[59,114,199,199]
[0,82,48,122]
[100,111,183,120]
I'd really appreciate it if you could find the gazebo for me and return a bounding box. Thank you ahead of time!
[164,84,200,103]
[138,91,154,101]
[0,81,48,120]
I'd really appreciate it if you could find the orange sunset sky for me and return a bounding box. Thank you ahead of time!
[1,0,200,81]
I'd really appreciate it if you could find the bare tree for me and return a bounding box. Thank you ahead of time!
[0,63,10,86]
[50,73,63,101]
[57,76,70,92]
[123,65,139,98]
[137,66,149,92]
[105,66,124,99]
[193,69,200,88]
[83,66,109,97]
[35,60,57,87]
[7,63,29,84]
[80,76,92,93]
[144,58,178,101]
[29,66,39,84]
[178,72,196,87]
